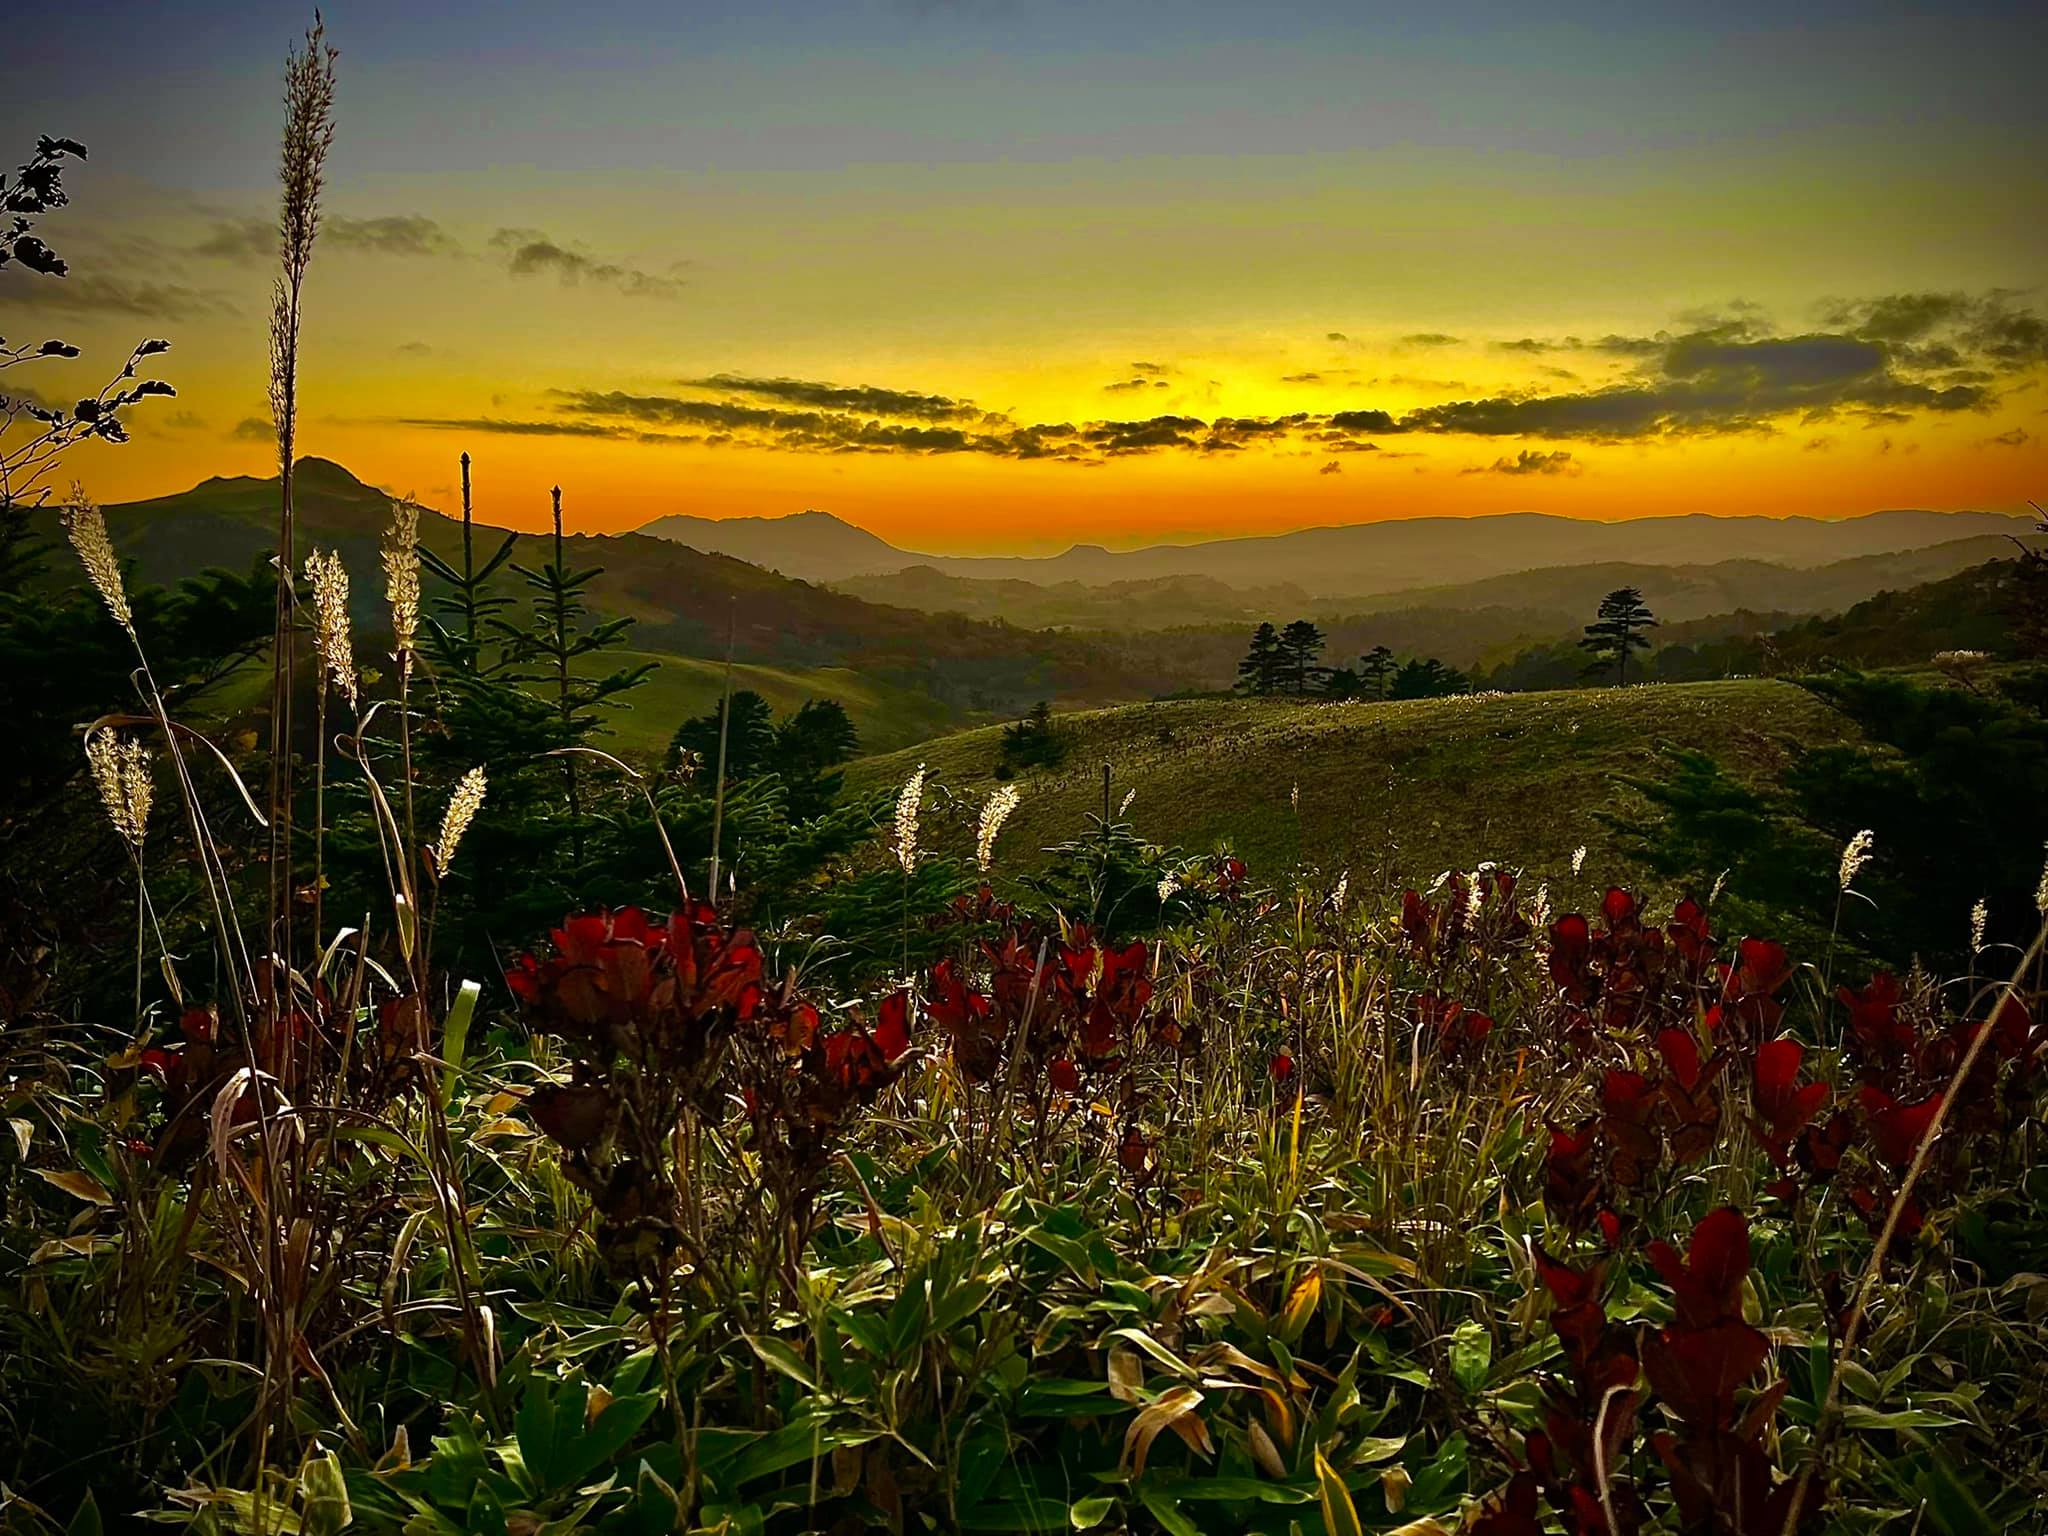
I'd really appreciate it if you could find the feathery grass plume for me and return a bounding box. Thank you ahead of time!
[1118,787,1136,817]
[1331,871,1348,909]
[1570,845,1587,876]
[1969,898,1987,953]
[1710,868,1730,904]
[893,763,926,875]
[304,548,357,706]
[85,728,152,847]
[61,489,132,636]
[277,18,337,289]
[975,783,1022,871]
[1530,881,1550,932]
[435,767,487,874]
[1289,782,1300,813]
[1157,874,1179,903]
[2036,844,2048,915]
[1838,828,1875,892]
[382,495,420,664]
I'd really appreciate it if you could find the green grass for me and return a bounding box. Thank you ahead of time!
[846,679,1851,892]
[591,650,964,759]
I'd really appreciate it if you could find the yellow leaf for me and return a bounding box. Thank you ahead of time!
[1279,1267,1322,1342]
[1381,1465,1412,1512]
[1121,1385,1209,1477]
[37,1168,110,1205]
[1248,1419,1288,1480]
[1314,1445,1365,1536]
[1106,1347,1146,1405]
[30,1235,115,1263]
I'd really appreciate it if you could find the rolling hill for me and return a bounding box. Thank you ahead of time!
[843,680,1852,894]
[50,460,1186,744]
[638,501,2026,599]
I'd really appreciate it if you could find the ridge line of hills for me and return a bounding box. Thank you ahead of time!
[637,500,2027,593]
[50,458,2025,754]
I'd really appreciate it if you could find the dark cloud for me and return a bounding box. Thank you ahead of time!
[1819,290,2048,371]
[329,215,454,257]
[230,416,272,441]
[1281,372,1324,384]
[1103,376,1166,394]
[1129,361,1171,376]
[190,217,274,262]
[194,213,454,261]
[1405,321,1995,439]
[684,373,984,420]
[1463,449,1579,477]
[396,340,433,355]
[490,228,684,300]
[1325,332,1349,342]
[1318,459,1342,475]
[400,415,630,439]
[1496,337,1557,354]
[1983,427,2032,448]
[437,289,2035,466]
[0,275,228,319]
[1401,333,1460,347]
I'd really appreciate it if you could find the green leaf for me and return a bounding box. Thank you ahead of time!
[1314,1446,1365,1536]
[565,1391,659,1487]
[65,1491,101,1536]
[301,1451,352,1536]
[1069,1495,1117,1529]
[1137,1485,1201,1536]
[745,1335,819,1391]
[1842,1405,1965,1431]
[1449,1322,1491,1396]
[1023,1226,1097,1283]
[440,980,481,1111]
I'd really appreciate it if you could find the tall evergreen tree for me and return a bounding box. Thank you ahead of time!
[1278,618,1327,695]
[1236,622,1284,695]
[1580,586,1657,685]
[1360,644,1395,700]
[500,486,653,850]
[418,451,519,677]
[669,689,778,781]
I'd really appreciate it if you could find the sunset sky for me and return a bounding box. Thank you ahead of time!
[5,0,2045,552]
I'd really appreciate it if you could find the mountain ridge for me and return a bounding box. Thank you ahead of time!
[635,500,2027,596]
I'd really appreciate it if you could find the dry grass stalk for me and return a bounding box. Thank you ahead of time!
[85,728,153,847]
[305,548,358,707]
[894,763,926,875]
[382,496,421,665]
[1838,828,1875,891]
[61,489,132,636]
[435,767,487,874]
[975,783,1021,871]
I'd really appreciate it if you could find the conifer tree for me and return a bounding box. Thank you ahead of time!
[1236,622,1283,695]
[1360,644,1395,700]
[1580,586,1657,685]
[501,486,653,853]
[1279,618,1327,695]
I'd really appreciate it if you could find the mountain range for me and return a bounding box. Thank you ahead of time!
[639,503,2027,599]
[54,461,1179,745]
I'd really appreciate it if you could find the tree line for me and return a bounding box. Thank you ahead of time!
[1234,586,1659,701]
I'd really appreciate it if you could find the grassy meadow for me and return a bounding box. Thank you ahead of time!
[846,681,1849,892]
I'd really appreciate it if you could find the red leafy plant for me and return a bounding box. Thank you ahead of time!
[511,906,772,1289]
[1526,1242,1647,1535]
[1641,1208,1801,1536]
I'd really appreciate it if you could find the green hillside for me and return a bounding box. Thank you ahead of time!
[595,651,958,757]
[845,679,1851,893]
[50,459,1181,727]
